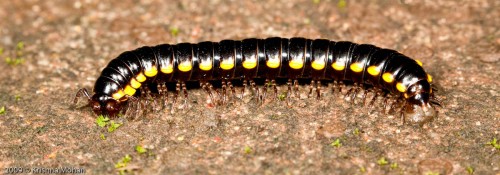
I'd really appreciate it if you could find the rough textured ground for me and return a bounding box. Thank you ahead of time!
[0,0,499,174]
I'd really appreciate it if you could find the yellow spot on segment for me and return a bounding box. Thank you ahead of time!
[367,66,380,76]
[220,59,235,70]
[331,61,345,71]
[404,93,409,99]
[124,85,136,96]
[178,61,192,72]
[199,60,212,71]
[161,65,174,74]
[144,67,158,77]
[396,82,407,92]
[242,60,257,69]
[415,60,423,66]
[266,59,280,69]
[136,73,147,82]
[289,59,304,70]
[311,60,326,70]
[130,78,141,89]
[427,74,433,83]
[349,62,364,73]
[382,72,394,83]
[112,90,125,100]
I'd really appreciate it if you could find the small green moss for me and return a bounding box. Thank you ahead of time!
[135,145,147,154]
[337,0,347,9]
[486,138,500,150]
[359,166,366,173]
[16,41,24,57]
[16,41,24,50]
[390,162,398,170]
[14,95,21,101]
[3,42,26,66]
[100,133,106,140]
[330,138,342,148]
[115,154,132,175]
[353,128,360,136]
[424,172,440,175]
[244,145,252,154]
[96,115,110,128]
[170,27,179,36]
[466,166,474,174]
[0,106,5,115]
[115,154,132,168]
[377,157,388,166]
[5,57,25,66]
[278,92,287,101]
[108,121,122,132]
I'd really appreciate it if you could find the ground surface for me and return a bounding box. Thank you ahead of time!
[0,0,499,174]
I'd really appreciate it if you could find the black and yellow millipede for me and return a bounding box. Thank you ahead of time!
[74,37,441,125]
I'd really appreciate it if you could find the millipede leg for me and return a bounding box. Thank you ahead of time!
[173,82,181,106]
[361,88,371,106]
[141,86,150,112]
[351,84,363,103]
[182,82,188,98]
[338,81,345,93]
[332,81,338,94]
[158,84,168,108]
[249,79,259,102]
[228,80,236,100]
[355,85,363,98]
[126,96,140,120]
[382,93,392,113]
[344,83,358,103]
[368,89,383,109]
[182,82,188,106]
[316,80,321,99]
[430,94,443,107]
[74,88,91,106]
[143,85,158,112]
[271,79,278,99]
[387,97,401,114]
[308,80,315,98]
[399,100,408,125]
[242,79,247,99]
[287,79,292,99]
[293,79,299,98]
[221,80,227,105]
[201,81,215,103]
[262,79,269,102]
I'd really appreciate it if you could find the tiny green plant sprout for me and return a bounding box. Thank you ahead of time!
[330,139,342,148]
[486,138,500,151]
[135,145,147,154]
[115,154,132,175]
[243,146,252,154]
[4,41,26,66]
[377,157,389,166]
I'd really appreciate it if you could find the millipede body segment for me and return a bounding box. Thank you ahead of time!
[75,37,438,125]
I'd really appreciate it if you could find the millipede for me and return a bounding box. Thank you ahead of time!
[74,37,441,125]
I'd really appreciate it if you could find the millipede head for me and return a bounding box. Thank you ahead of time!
[90,94,122,118]
[403,80,436,126]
